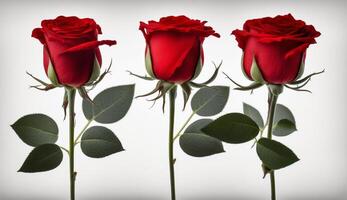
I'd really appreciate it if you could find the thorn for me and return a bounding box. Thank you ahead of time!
[262,163,271,179]
[62,100,68,120]
[162,93,166,113]
[251,138,257,148]
[73,172,77,181]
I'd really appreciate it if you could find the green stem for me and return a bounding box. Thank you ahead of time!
[270,172,276,200]
[168,87,176,200]
[74,119,92,146]
[67,88,76,200]
[59,146,69,154]
[266,88,279,200]
[173,111,195,141]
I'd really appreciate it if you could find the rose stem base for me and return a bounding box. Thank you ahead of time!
[67,88,76,200]
[266,85,281,200]
[168,87,177,200]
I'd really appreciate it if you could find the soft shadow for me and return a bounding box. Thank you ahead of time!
[5,198,61,200]
[184,196,255,200]
[84,196,163,200]
[284,198,341,200]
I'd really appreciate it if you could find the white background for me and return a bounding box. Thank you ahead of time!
[0,0,346,199]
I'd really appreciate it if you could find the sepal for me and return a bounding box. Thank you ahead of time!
[223,72,263,91]
[145,46,156,78]
[289,69,324,85]
[128,70,155,81]
[26,71,57,91]
[189,61,221,88]
[78,87,94,105]
[149,81,175,101]
[241,53,252,81]
[47,59,60,86]
[86,59,112,91]
[250,56,265,84]
[294,54,305,81]
[285,69,324,93]
[136,81,162,98]
[190,54,203,81]
[268,84,283,96]
[181,83,191,111]
[234,82,263,91]
[136,80,176,112]
[86,56,101,85]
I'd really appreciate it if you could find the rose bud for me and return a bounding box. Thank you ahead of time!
[232,14,320,85]
[139,15,220,84]
[32,16,116,88]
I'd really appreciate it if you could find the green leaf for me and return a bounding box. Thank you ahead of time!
[202,113,259,144]
[191,86,229,116]
[273,119,297,136]
[81,126,124,158]
[273,104,295,124]
[272,104,296,136]
[243,103,264,129]
[19,144,63,173]
[256,138,299,170]
[179,119,224,157]
[185,118,213,133]
[180,133,224,157]
[11,114,58,147]
[83,84,135,124]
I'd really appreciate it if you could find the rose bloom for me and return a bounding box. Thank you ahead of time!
[32,16,116,87]
[232,14,320,84]
[139,15,220,84]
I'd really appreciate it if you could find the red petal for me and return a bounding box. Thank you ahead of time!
[168,40,201,83]
[32,28,45,44]
[61,40,116,54]
[149,32,199,82]
[285,43,309,59]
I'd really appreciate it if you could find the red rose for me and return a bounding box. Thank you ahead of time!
[232,14,320,84]
[139,15,220,84]
[32,16,116,87]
